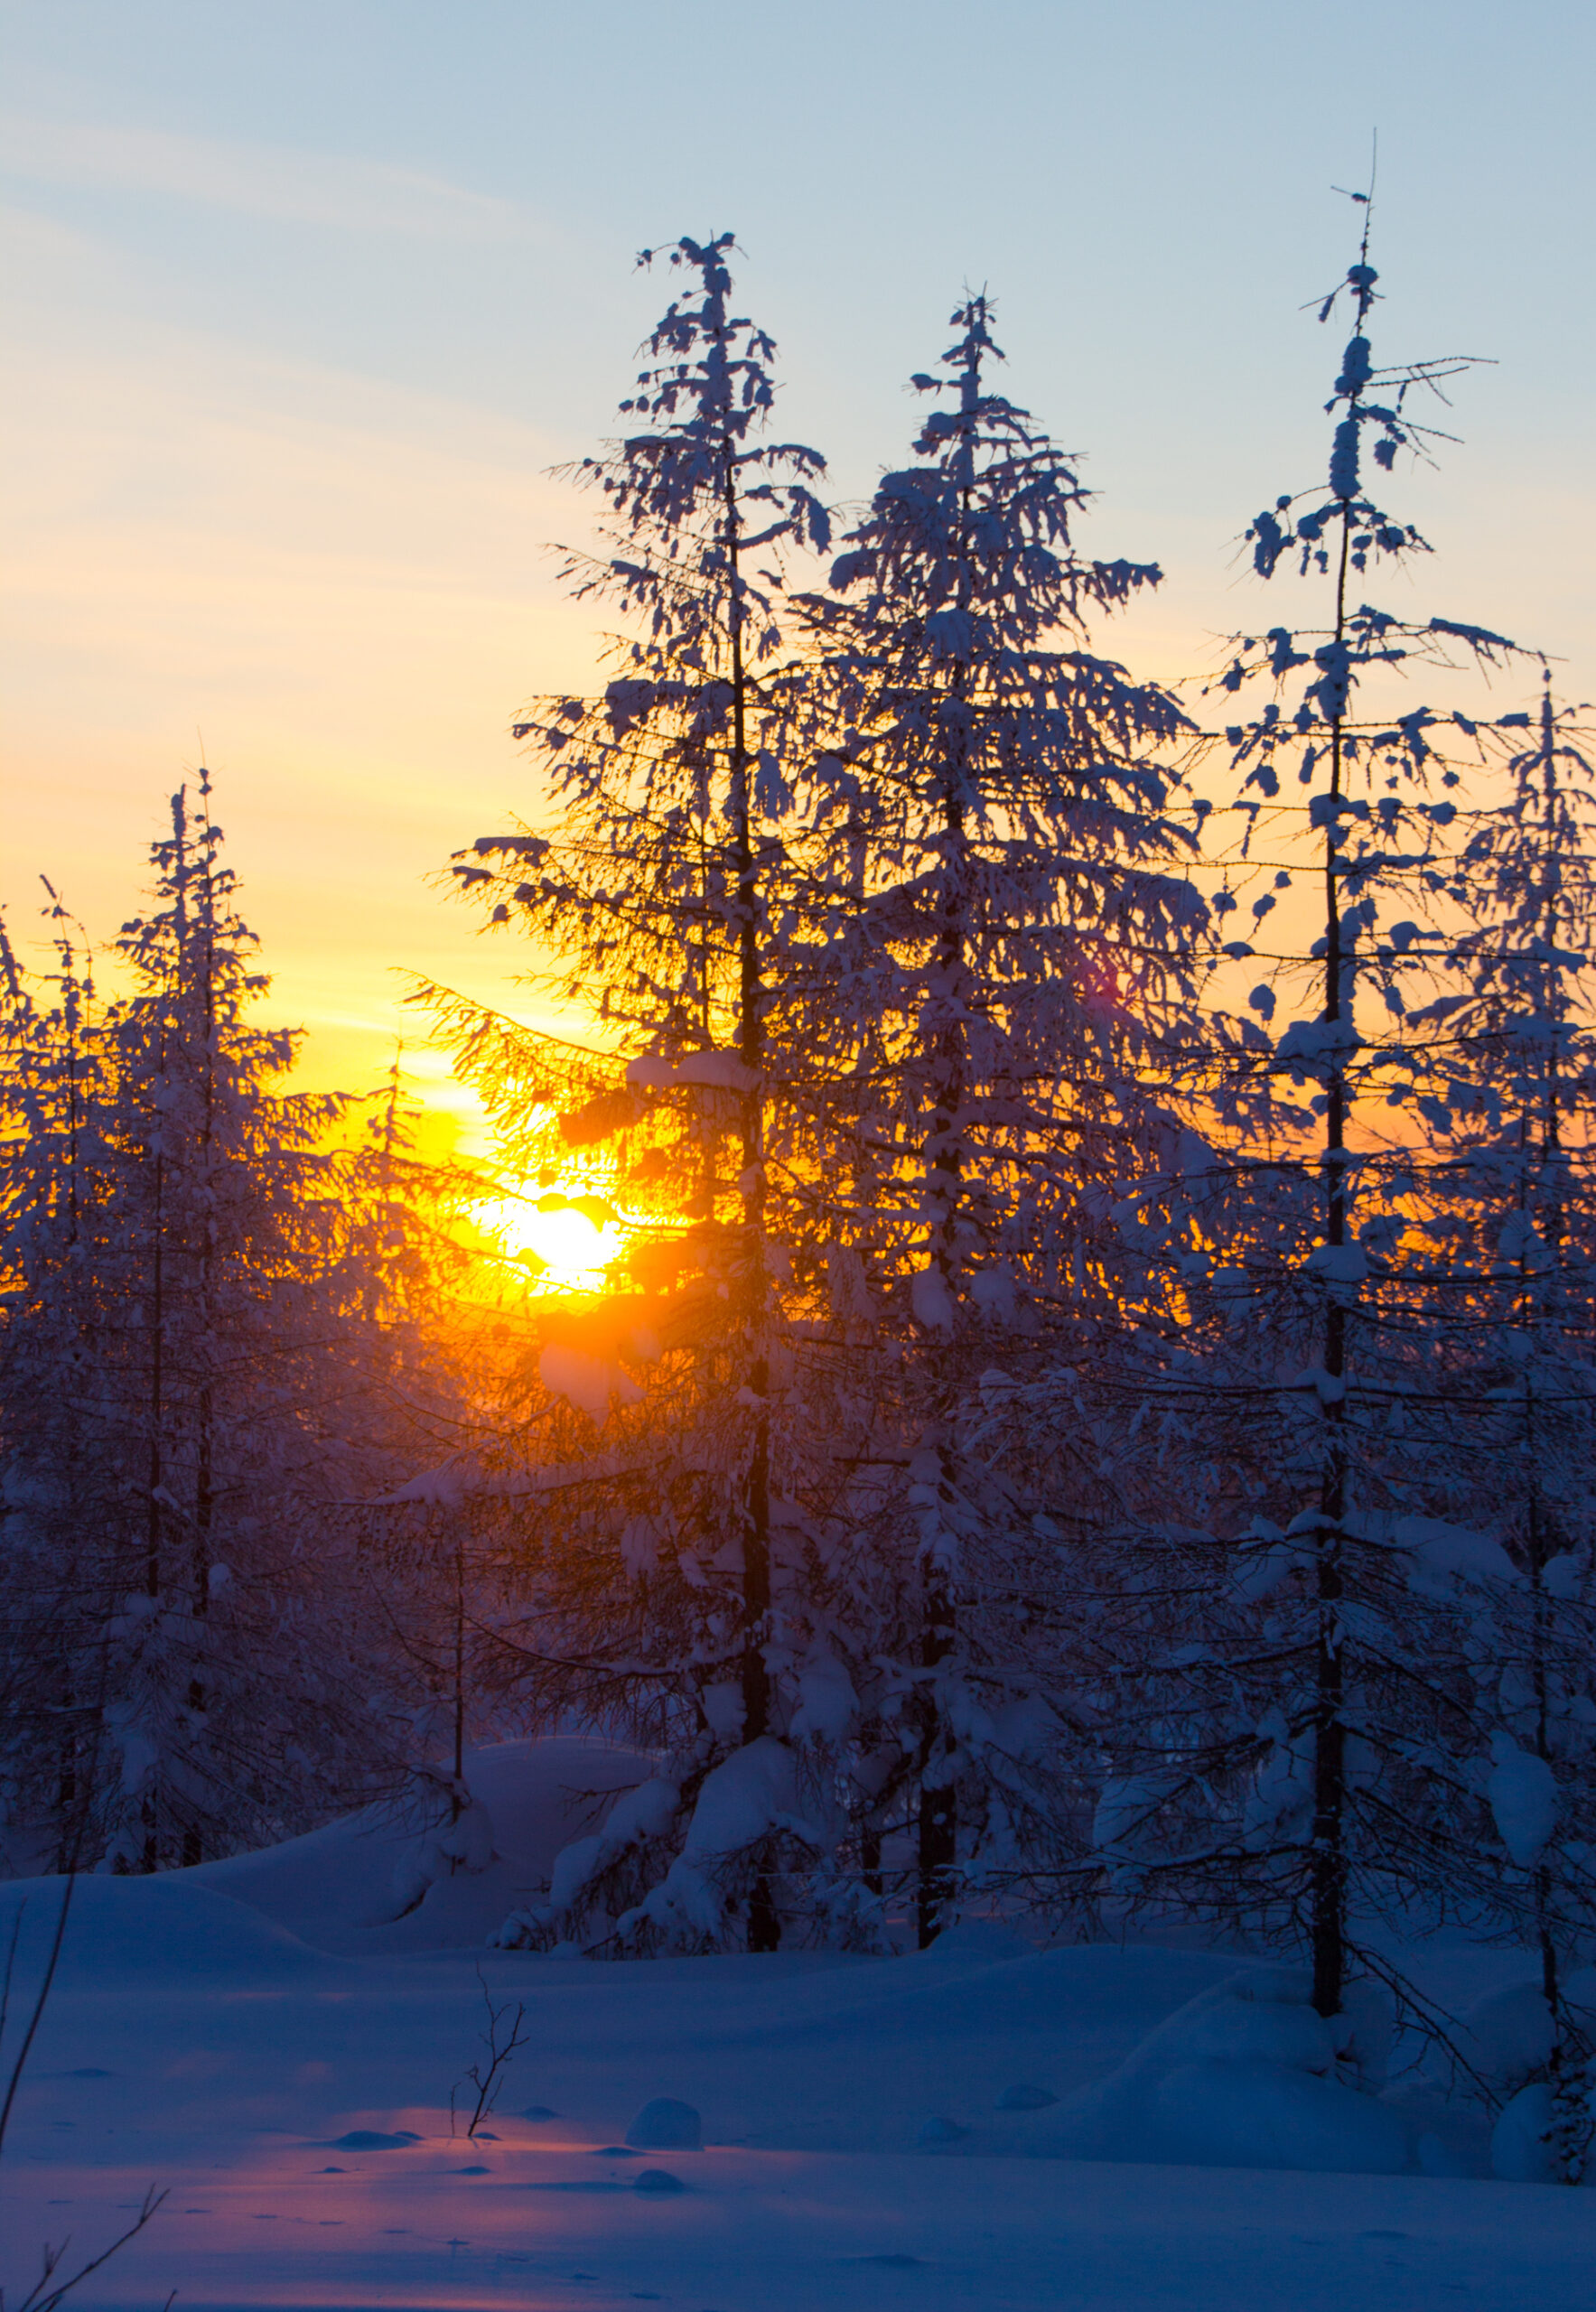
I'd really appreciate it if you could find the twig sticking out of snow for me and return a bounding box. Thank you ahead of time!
[450,1966,530,2140]
[0,1878,173,2311]
[1,2185,171,2312]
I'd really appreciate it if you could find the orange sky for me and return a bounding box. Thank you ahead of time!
[2,213,611,1150]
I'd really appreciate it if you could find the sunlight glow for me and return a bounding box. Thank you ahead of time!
[482,1189,627,1291]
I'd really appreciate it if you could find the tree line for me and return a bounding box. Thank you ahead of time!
[5,205,1594,2165]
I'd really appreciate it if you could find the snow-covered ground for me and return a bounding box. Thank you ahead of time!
[3,1742,1591,2310]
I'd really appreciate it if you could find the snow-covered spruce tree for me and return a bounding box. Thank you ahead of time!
[1085,198,1554,2037]
[0,891,119,1871]
[0,777,453,1871]
[1416,685,1596,2169]
[774,294,1208,1944]
[430,233,845,1954]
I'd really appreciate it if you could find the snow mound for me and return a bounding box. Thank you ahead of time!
[1143,2053,1410,2175]
[626,2097,702,2149]
[1462,1982,1556,2092]
[1490,2084,1560,2182]
[633,2167,687,2193]
[917,2114,968,2145]
[1116,1967,1335,2077]
[192,1738,658,1955]
[1488,1738,1558,1869]
[1017,1968,1414,2177]
[995,2083,1057,2111]
[0,1871,333,1990]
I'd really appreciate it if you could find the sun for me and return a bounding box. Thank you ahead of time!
[481,1186,627,1291]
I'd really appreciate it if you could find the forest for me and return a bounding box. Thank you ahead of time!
[5,210,1595,2192]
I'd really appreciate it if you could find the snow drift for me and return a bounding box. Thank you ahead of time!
[193,1736,659,1955]
[995,1967,1414,2176]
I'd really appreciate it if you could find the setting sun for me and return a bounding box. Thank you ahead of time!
[483,1187,627,1290]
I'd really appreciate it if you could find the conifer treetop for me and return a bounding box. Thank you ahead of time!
[117,771,271,1021]
[559,231,829,672]
[1219,190,1526,759]
[826,291,1162,659]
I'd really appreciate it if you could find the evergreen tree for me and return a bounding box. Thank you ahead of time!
[1086,192,1552,2046]
[1425,684,1596,2167]
[0,778,455,1869]
[0,890,117,1870]
[434,233,841,1953]
[779,294,1208,1943]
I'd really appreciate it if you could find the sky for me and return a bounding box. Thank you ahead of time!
[3,0,1593,1144]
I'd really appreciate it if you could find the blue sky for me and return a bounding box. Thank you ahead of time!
[4,0,1591,1115]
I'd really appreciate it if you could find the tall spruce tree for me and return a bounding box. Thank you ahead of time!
[780,294,1207,1943]
[1083,194,1554,2046]
[434,234,840,1953]
[1423,685,1596,2169]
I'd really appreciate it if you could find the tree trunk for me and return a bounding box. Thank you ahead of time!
[1311,499,1354,2021]
[724,418,779,1953]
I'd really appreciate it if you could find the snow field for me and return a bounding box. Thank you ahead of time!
[5,1744,1595,2307]
[13,2117,1595,2311]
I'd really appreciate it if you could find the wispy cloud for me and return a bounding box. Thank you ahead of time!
[0,114,537,240]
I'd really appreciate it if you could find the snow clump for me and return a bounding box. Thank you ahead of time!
[1490,2084,1560,2184]
[492,1776,680,1948]
[614,1739,826,1947]
[625,2098,702,2150]
[1461,1982,1556,2093]
[1487,1737,1558,1869]
[538,1343,643,1427]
